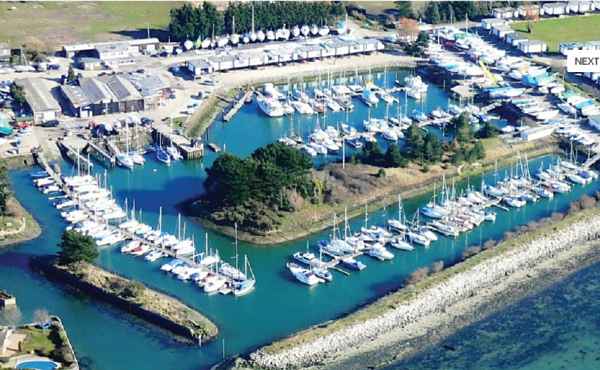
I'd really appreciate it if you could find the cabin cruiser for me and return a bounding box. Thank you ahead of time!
[257,93,285,117]
[340,256,366,271]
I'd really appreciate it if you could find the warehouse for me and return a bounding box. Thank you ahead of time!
[15,78,61,124]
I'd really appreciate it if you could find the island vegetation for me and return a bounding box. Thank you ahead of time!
[168,1,346,41]
[33,230,218,343]
[0,165,41,247]
[188,115,555,244]
[201,143,317,233]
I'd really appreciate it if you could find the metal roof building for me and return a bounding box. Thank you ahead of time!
[15,78,61,124]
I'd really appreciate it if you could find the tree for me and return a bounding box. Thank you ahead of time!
[416,31,429,46]
[471,141,485,160]
[10,83,26,108]
[395,1,414,18]
[453,112,473,144]
[0,164,10,215]
[58,230,98,265]
[477,121,500,138]
[423,132,443,162]
[424,2,441,24]
[384,145,407,167]
[406,123,425,160]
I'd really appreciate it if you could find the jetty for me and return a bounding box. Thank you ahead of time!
[84,139,115,167]
[58,140,93,170]
[153,123,204,160]
[223,90,253,122]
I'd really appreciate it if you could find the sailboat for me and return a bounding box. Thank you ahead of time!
[156,132,171,165]
[388,195,409,232]
[230,16,240,45]
[130,124,145,165]
[116,126,134,170]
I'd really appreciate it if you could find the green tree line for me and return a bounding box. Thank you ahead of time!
[397,1,519,24]
[169,1,345,41]
[204,142,315,211]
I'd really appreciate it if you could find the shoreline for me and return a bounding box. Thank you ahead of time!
[0,196,42,248]
[183,138,559,245]
[186,51,419,138]
[31,257,219,344]
[231,206,600,370]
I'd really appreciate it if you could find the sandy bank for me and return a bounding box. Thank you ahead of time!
[238,207,600,369]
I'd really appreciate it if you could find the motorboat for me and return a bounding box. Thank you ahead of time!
[340,256,366,271]
[364,243,394,261]
[156,147,171,165]
[360,90,379,106]
[257,93,285,117]
[116,153,134,170]
[389,237,414,251]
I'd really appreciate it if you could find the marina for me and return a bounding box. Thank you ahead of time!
[5,53,600,368]
[5,10,600,370]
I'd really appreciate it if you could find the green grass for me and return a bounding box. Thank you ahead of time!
[0,1,182,50]
[511,15,600,52]
[20,327,56,355]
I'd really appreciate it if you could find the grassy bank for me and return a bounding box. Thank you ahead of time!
[255,205,600,359]
[34,258,218,343]
[189,137,558,245]
[0,197,41,248]
[511,14,600,52]
[0,2,180,50]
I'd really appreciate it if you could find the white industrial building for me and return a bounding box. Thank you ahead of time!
[185,37,384,79]
[520,125,556,141]
[518,40,548,54]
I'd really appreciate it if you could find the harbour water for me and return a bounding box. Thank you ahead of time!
[2,69,598,370]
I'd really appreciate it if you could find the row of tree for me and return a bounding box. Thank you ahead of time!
[0,165,10,216]
[204,143,314,211]
[396,1,519,24]
[169,2,345,42]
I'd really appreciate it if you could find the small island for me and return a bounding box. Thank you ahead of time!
[32,231,218,344]
[184,116,557,245]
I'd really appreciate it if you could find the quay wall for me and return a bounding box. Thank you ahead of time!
[31,256,218,344]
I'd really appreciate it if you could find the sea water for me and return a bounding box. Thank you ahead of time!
[1,69,597,370]
[388,260,600,370]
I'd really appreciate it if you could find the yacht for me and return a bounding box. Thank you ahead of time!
[156,147,171,165]
[287,262,322,286]
[364,243,394,261]
[116,153,134,170]
[257,93,285,117]
[404,75,428,99]
[340,256,366,271]
[360,90,379,106]
[389,237,414,251]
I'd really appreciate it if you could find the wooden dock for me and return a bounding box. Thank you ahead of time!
[58,141,93,170]
[84,140,115,167]
[153,124,204,160]
[223,90,253,122]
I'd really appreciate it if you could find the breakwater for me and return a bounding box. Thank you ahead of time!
[247,208,600,369]
[32,256,218,344]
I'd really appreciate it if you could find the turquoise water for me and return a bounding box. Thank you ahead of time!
[1,69,598,370]
[16,360,58,370]
[388,259,600,370]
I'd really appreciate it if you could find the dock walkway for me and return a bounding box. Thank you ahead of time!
[223,90,253,122]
